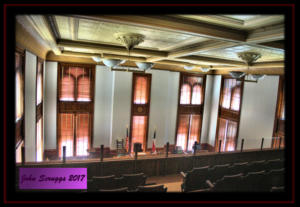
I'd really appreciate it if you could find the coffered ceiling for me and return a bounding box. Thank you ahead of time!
[16,14,285,74]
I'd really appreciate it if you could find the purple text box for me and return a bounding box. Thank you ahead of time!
[19,168,87,189]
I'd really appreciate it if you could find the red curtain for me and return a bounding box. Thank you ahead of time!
[36,62,43,105]
[59,113,74,157]
[131,116,147,152]
[77,76,91,102]
[191,85,202,105]
[221,78,242,110]
[217,118,227,151]
[225,120,237,151]
[36,118,43,161]
[60,75,75,101]
[180,84,191,104]
[76,114,90,156]
[134,76,148,104]
[231,86,241,111]
[217,118,237,152]
[187,115,201,151]
[176,115,190,150]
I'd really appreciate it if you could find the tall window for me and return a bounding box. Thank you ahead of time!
[36,58,44,161]
[57,63,95,157]
[175,74,206,151]
[15,48,25,163]
[272,76,285,148]
[215,77,244,152]
[130,73,151,152]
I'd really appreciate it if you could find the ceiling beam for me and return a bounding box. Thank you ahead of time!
[147,40,236,62]
[246,24,284,43]
[57,39,168,57]
[70,15,247,42]
[258,41,284,50]
[61,50,147,62]
[24,15,61,55]
[177,55,245,66]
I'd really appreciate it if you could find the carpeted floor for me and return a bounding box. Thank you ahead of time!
[146,174,183,192]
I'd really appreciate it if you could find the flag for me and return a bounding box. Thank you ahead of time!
[152,129,156,154]
[125,127,129,153]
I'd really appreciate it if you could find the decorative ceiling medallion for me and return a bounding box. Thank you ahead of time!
[115,33,145,51]
[237,51,262,66]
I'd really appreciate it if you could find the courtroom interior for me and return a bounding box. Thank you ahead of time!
[14,14,286,193]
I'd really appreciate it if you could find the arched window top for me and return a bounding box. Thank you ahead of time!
[16,71,23,121]
[60,75,75,101]
[77,76,91,102]
[221,78,242,110]
[180,83,191,104]
[191,84,202,105]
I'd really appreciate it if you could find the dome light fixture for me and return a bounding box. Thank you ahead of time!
[102,59,123,68]
[200,67,211,72]
[229,71,246,79]
[135,62,154,70]
[92,56,102,63]
[250,74,265,81]
[184,65,194,70]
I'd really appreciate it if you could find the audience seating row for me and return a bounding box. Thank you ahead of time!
[99,184,168,192]
[181,158,284,192]
[206,168,284,192]
[88,173,168,192]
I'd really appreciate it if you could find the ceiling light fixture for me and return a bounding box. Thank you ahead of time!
[184,65,194,70]
[115,33,145,52]
[102,59,123,68]
[135,62,154,71]
[92,56,102,63]
[200,66,211,72]
[230,51,262,82]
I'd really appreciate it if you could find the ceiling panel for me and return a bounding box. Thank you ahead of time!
[55,16,207,51]
[195,45,284,62]
[55,16,73,39]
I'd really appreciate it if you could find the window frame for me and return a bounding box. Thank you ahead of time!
[174,72,206,151]
[56,62,95,158]
[129,73,152,153]
[15,47,25,163]
[272,75,285,148]
[36,57,44,161]
[215,75,244,152]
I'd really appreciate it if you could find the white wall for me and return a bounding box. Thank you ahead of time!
[238,76,279,149]
[93,66,114,148]
[110,71,132,149]
[146,70,179,148]
[44,61,57,150]
[24,51,37,162]
[207,75,222,147]
[201,75,213,144]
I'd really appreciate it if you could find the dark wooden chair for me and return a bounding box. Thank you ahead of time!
[265,159,284,171]
[270,186,284,192]
[137,184,167,192]
[181,165,210,192]
[209,164,231,183]
[265,168,285,187]
[121,173,147,190]
[206,173,243,192]
[241,171,269,192]
[227,162,248,176]
[246,160,266,173]
[93,175,121,190]
[99,187,128,192]
[87,179,97,191]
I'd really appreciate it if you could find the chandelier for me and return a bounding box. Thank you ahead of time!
[115,33,145,52]
[230,51,264,82]
[135,62,154,70]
